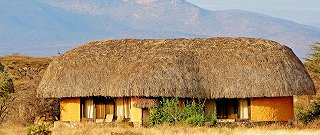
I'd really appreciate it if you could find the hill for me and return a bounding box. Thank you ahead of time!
[0,56,53,125]
[0,0,319,58]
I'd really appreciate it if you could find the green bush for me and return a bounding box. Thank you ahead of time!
[0,71,13,95]
[148,98,209,127]
[183,114,206,126]
[210,108,218,125]
[147,107,165,126]
[27,122,52,135]
[296,98,320,123]
[181,100,206,126]
[0,67,14,124]
[162,98,183,124]
[148,98,182,126]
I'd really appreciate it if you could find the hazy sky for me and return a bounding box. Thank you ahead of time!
[187,0,320,27]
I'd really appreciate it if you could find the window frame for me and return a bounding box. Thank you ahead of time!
[80,97,115,122]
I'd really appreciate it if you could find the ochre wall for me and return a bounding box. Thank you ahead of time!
[130,97,142,123]
[60,98,81,122]
[251,96,294,121]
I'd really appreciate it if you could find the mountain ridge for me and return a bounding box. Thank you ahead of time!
[0,0,319,58]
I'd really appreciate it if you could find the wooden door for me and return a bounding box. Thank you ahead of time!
[142,109,150,126]
[96,101,106,119]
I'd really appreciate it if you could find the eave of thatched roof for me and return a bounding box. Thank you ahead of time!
[133,98,160,108]
[37,37,315,98]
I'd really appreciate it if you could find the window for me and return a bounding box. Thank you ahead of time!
[106,100,115,115]
[81,97,115,121]
[239,99,249,119]
[96,98,106,119]
[215,98,250,120]
[83,98,94,119]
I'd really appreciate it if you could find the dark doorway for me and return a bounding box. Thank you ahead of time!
[216,98,238,119]
[142,109,150,126]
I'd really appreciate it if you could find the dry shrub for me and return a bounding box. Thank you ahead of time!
[0,56,58,126]
[0,124,26,135]
[1,121,320,135]
[305,119,320,128]
[295,96,320,125]
[7,69,58,125]
[0,94,13,124]
[50,122,320,135]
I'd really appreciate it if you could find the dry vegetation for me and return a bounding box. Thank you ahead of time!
[2,122,320,135]
[0,55,58,125]
[51,123,320,135]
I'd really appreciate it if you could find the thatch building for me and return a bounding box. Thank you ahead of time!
[37,38,315,124]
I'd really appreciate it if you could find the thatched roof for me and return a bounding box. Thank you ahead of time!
[37,37,315,98]
[133,98,160,108]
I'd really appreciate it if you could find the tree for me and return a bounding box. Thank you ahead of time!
[304,42,320,94]
[296,42,320,123]
[305,42,320,74]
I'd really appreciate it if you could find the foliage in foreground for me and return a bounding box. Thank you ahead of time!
[298,42,320,123]
[2,122,320,135]
[296,98,320,123]
[27,122,52,135]
[182,99,206,126]
[148,98,217,127]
